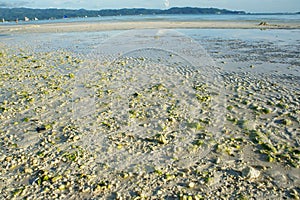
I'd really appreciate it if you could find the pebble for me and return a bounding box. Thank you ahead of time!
[242,166,260,180]
[188,182,195,188]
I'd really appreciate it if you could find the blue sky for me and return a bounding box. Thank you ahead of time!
[0,0,299,13]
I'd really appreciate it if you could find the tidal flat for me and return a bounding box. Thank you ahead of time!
[0,28,299,199]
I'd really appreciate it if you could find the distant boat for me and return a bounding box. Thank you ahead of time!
[24,17,30,22]
[34,17,38,21]
[63,15,68,19]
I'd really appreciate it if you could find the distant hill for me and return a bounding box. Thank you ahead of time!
[0,7,246,21]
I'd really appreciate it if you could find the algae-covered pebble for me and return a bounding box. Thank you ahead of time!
[227,105,234,111]
[290,189,300,200]
[68,73,75,78]
[268,155,275,162]
[13,188,24,197]
[121,172,129,179]
[51,175,62,183]
[165,174,175,181]
[155,134,168,144]
[187,122,203,130]
[23,117,30,122]
[261,107,271,114]
[36,124,52,132]
[279,119,292,126]
[277,102,289,109]
[43,175,49,181]
[196,94,211,102]
[238,119,256,130]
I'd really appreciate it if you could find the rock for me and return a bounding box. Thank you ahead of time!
[281,119,292,126]
[238,119,256,130]
[215,157,221,164]
[188,182,195,188]
[258,21,268,26]
[290,189,300,200]
[156,134,168,144]
[242,166,260,180]
[24,168,33,174]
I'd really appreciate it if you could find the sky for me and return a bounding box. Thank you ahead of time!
[0,0,299,13]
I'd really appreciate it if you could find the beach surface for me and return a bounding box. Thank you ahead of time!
[1,20,300,34]
[0,22,299,199]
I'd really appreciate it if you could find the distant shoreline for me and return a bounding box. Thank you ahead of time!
[0,7,247,22]
[1,7,299,23]
[0,20,299,34]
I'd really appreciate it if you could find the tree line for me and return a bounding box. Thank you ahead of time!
[0,7,246,21]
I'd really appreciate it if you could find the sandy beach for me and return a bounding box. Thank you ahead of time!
[1,20,300,34]
[0,22,299,199]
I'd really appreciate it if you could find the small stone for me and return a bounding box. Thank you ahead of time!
[157,134,168,144]
[157,190,163,195]
[242,166,260,180]
[73,135,80,141]
[240,120,256,130]
[121,172,129,179]
[51,175,62,183]
[5,156,12,162]
[59,184,66,190]
[194,195,203,200]
[290,189,300,200]
[281,119,292,126]
[32,159,38,165]
[258,21,268,26]
[188,182,195,188]
[24,168,33,174]
[215,157,221,164]
[68,73,75,78]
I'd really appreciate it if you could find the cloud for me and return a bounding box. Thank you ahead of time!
[0,1,30,7]
[164,0,170,8]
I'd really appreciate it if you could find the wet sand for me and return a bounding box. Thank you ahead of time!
[1,20,300,34]
[0,27,299,199]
